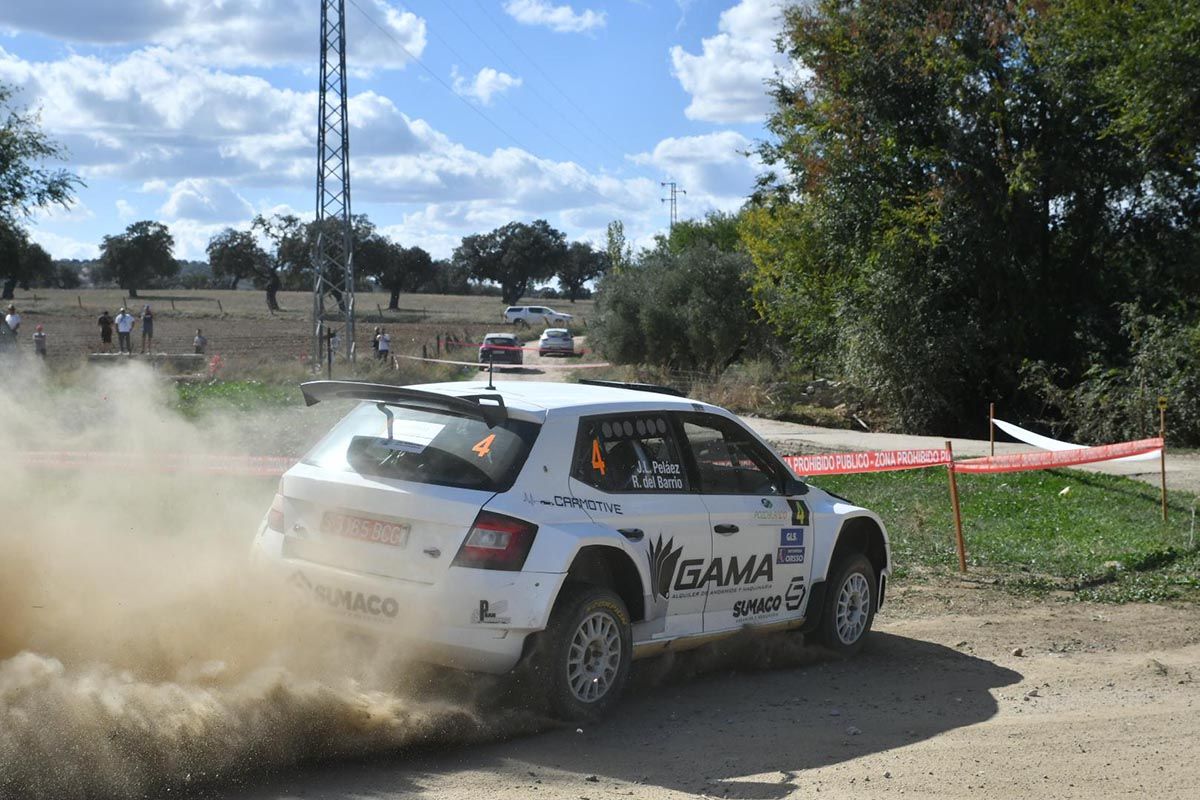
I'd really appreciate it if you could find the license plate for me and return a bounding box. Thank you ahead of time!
[321,512,410,548]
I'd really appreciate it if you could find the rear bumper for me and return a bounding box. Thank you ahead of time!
[478,351,523,364]
[251,525,564,674]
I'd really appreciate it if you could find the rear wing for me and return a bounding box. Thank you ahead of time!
[300,381,507,427]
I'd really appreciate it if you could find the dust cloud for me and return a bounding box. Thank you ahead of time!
[0,362,539,800]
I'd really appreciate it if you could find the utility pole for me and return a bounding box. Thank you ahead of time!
[660,181,686,232]
[313,0,355,366]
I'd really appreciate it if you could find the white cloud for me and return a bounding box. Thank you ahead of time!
[0,0,426,71]
[632,131,760,205]
[157,179,255,223]
[669,0,792,123]
[28,230,98,260]
[115,199,137,221]
[503,0,606,34]
[451,66,522,106]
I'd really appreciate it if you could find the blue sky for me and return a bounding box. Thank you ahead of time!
[0,0,792,260]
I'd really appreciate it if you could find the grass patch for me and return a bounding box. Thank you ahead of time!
[173,380,300,418]
[815,467,1200,602]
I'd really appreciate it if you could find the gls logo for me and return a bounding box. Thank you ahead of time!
[646,535,774,599]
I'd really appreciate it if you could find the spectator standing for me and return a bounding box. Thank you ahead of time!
[0,314,14,354]
[378,328,391,362]
[114,307,135,353]
[5,304,20,335]
[32,324,46,358]
[372,326,381,358]
[193,329,207,355]
[98,310,114,352]
[140,305,155,353]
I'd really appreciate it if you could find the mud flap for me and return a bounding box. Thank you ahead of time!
[798,580,826,634]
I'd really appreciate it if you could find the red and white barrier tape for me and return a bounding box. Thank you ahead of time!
[954,437,1163,474]
[19,451,293,476]
[784,437,1164,477]
[783,448,951,476]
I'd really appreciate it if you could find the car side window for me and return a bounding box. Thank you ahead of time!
[679,414,782,496]
[571,414,690,494]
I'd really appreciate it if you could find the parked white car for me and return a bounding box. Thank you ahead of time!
[504,305,573,327]
[537,328,575,357]
[253,379,892,720]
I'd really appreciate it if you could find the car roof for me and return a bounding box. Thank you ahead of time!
[405,380,723,417]
[542,328,570,334]
[483,332,516,339]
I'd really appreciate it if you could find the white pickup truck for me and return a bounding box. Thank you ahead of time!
[504,305,573,327]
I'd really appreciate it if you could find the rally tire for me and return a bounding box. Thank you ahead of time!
[817,553,877,656]
[529,584,632,721]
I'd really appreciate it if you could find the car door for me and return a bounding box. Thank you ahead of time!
[569,412,711,640]
[676,412,813,632]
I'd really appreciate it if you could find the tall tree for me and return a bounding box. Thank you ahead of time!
[557,241,609,302]
[206,228,272,291]
[751,0,1200,434]
[663,211,744,254]
[359,235,435,309]
[605,220,632,273]
[1,82,81,223]
[97,220,178,299]
[453,220,567,305]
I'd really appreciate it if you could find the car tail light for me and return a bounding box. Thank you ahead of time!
[451,511,538,571]
[267,493,285,533]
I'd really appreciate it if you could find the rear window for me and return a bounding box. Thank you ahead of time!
[302,403,540,492]
[484,336,517,345]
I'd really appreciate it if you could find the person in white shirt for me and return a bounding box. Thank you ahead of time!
[5,304,20,334]
[377,328,391,362]
[114,307,136,353]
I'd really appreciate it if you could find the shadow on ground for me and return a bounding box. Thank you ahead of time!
[220,631,1021,799]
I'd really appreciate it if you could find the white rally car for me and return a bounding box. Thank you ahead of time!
[253,380,891,719]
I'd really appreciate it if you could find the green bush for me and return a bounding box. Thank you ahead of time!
[1025,308,1200,445]
[590,244,765,372]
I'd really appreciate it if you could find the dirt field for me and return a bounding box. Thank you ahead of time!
[3,289,596,363]
[214,582,1197,800]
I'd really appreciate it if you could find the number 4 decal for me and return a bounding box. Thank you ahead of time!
[472,433,496,458]
[591,439,607,475]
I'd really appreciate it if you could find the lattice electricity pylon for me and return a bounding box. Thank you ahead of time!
[660,181,686,231]
[313,0,355,364]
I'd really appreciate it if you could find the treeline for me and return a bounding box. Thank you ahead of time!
[0,213,610,307]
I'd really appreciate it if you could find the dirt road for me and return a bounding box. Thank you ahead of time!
[225,584,1199,800]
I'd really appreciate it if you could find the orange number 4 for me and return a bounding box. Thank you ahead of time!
[472,433,496,458]
[591,439,607,475]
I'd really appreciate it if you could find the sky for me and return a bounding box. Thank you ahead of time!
[0,0,793,261]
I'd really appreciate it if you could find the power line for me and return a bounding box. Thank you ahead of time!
[468,0,631,159]
[401,2,603,167]
[344,0,621,209]
[433,0,629,164]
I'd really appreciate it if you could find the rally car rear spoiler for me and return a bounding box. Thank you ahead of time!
[300,381,508,427]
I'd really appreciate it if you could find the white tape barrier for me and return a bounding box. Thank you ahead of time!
[398,354,613,369]
[994,418,1160,462]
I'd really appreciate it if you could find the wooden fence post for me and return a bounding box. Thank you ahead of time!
[1159,397,1168,522]
[946,440,967,573]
